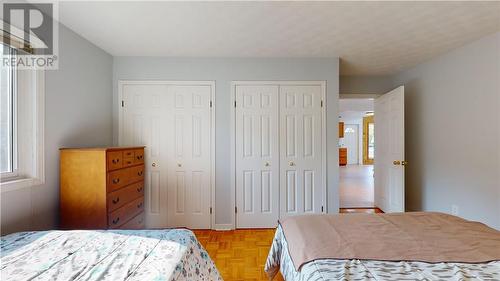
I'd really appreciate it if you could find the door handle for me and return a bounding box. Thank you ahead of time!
[177,163,182,167]
[401,161,408,166]
[393,160,401,165]
[289,161,295,167]
[264,162,270,167]
[152,162,157,167]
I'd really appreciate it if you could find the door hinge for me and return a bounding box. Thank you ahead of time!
[321,206,324,213]
[234,101,237,108]
[210,207,212,214]
[210,101,213,108]
[320,100,323,107]
[121,100,124,107]
[235,206,237,213]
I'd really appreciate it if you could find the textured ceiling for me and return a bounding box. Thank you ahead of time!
[58,1,500,75]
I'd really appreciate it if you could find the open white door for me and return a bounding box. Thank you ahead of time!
[374,86,405,213]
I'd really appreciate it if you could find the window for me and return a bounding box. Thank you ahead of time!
[0,44,17,178]
[0,43,44,190]
[363,115,374,165]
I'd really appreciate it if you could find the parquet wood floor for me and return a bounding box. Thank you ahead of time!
[193,228,284,281]
[193,208,382,280]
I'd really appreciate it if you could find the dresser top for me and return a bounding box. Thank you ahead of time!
[59,146,145,151]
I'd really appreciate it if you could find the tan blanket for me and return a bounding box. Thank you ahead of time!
[280,212,500,270]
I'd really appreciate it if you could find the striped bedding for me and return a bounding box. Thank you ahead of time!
[265,225,500,281]
[1,229,221,281]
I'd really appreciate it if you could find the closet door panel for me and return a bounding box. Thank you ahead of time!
[122,84,169,228]
[235,85,280,228]
[280,85,323,219]
[167,85,212,229]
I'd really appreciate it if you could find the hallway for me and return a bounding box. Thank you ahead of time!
[339,165,374,208]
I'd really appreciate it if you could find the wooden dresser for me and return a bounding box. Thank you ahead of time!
[60,147,145,229]
[339,147,347,166]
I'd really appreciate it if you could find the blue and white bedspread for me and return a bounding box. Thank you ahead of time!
[1,229,221,281]
[265,225,500,281]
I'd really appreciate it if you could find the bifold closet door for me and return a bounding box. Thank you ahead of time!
[121,83,212,229]
[235,85,280,228]
[280,85,323,219]
[121,84,169,228]
[167,85,212,229]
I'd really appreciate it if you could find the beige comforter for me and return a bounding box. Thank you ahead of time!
[280,212,500,270]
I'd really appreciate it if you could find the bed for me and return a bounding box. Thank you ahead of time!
[1,228,221,281]
[265,212,500,281]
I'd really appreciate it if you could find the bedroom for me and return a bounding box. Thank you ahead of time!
[1,1,499,281]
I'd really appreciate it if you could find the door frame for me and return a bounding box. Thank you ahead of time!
[118,80,216,229]
[230,81,327,229]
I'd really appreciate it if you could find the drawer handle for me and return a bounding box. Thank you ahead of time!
[137,171,143,176]
[125,152,133,156]
[137,186,143,192]
[137,202,143,208]
[112,217,120,224]
[126,160,132,165]
[112,158,120,164]
[136,155,143,160]
[112,197,120,204]
[112,178,120,184]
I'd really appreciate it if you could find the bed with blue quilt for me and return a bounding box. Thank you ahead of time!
[1,229,221,281]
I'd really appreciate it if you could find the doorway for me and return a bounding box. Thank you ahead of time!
[339,86,406,213]
[339,98,375,209]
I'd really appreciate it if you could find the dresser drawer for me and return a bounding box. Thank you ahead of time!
[107,151,123,171]
[107,165,145,192]
[120,212,145,229]
[129,165,145,184]
[122,157,135,168]
[134,149,144,164]
[108,197,144,228]
[123,150,135,159]
[107,182,144,212]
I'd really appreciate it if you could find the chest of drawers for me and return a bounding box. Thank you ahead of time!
[60,147,145,229]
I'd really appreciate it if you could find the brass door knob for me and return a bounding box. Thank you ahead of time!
[393,160,401,165]
[401,161,408,166]
[152,162,157,167]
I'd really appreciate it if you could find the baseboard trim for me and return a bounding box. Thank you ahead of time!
[214,224,234,231]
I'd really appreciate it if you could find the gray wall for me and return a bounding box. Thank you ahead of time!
[113,58,340,226]
[392,32,500,229]
[1,24,113,234]
[340,75,393,95]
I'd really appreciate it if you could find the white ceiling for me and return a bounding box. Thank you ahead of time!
[58,1,500,75]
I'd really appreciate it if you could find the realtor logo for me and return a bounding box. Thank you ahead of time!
[1,2,59,69]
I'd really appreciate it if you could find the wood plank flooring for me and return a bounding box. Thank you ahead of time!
[193,208,383,281]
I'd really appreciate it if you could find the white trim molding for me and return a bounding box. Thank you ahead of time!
[1,70,45,193]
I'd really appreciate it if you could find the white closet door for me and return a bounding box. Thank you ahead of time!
[121,82,213,229]
[122,84,169,228]
[167,85,212,229]
[235,85,280,228]
[280,85,323,218]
